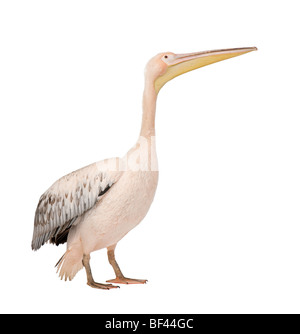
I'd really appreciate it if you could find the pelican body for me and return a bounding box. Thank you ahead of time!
[32,47,257,289]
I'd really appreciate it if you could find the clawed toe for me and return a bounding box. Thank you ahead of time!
[106,277,148,284]
[87,281,120,289]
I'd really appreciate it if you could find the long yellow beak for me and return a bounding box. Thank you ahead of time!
[155,47,257,93]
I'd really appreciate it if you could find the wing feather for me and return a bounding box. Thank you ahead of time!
[31,160,121,250]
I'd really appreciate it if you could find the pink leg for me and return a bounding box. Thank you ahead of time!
[82,254,119,289]
[106,245,147,285]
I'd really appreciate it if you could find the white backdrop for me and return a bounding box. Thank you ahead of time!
[0,0,299,314]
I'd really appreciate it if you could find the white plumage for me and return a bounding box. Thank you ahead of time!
[32,143,158,284]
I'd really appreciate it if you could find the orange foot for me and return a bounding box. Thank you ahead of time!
[87,281,120,289]
[106,277,147,284]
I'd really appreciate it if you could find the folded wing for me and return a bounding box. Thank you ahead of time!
[31,159,121,250]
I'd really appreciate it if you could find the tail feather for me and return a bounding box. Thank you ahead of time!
[56,248,83,281]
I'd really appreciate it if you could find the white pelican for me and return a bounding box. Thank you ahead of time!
[32,47,257,289]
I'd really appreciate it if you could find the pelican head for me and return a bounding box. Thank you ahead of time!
[145,47,257,94]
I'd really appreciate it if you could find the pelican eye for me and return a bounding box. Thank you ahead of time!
[164,55,168,59]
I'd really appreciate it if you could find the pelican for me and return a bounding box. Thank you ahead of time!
[32,47,257,289]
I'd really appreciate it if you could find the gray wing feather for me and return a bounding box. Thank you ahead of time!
[31,162,117,250]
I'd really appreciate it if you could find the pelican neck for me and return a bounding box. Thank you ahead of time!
[140,81,158,138]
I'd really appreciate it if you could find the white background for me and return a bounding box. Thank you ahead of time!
[0,0,299,314]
